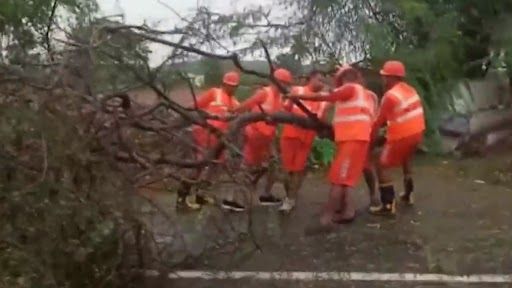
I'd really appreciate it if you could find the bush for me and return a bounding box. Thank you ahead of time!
[309,138,335,167]
[0,88,140,288]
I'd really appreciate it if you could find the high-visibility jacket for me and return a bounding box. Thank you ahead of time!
[203,88,239,131]
[249,86,281,137]
[383,82,425,140]
[282,86,328,141]
[332,83,373,142]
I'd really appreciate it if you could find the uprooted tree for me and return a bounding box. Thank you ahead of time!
[2,0,512,287]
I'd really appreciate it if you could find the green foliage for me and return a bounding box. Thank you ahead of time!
[310,138,335,166]
[200,57,224,87]
[276,53,303,75]
[365,0,512,151]
[0,99,131,287]
[0,0,98,62]
[91,19,152,93]
[0,1,145,286]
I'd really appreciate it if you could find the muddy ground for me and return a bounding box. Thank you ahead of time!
[138,152,512,288]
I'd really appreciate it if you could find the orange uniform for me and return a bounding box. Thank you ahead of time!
[374,82,425,168]
[280,86,328,172]
[192,88,239,158]
[239,86,282,166]
[322,83,374,187]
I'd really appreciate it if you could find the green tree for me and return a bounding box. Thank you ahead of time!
[0,0,98,63]
[276,53,303,75]
[200,57,224,87]
[0,1,147,287]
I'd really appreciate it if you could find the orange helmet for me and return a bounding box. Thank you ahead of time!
[222,71,240,86]
[380,60,406,77]
[273,68,293,84]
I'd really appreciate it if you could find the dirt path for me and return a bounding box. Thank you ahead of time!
[139,155,512,287]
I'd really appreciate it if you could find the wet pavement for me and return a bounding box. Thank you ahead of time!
[138,154,512,287]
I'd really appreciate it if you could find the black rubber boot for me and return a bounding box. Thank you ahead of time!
[369,185,396,217]
[176,184,201,211]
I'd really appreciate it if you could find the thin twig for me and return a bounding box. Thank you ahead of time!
[178,72,198,110]
[45,0,59,62]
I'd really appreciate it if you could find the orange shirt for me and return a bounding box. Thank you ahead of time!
[237,86,281,112]
[239,86,282,137]
[373,92,397,131]
[194,88,239,131]
[281,85,328,141]
[327,83,373,142]
[373,82,425,141]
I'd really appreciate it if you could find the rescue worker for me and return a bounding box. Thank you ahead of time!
[370,60,426,216]
[221,68,294,212]
[288,66,373,225]
[176,71,240,211]
[279,70,327,212]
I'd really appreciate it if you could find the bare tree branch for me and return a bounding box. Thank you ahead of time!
[45,0,59,61]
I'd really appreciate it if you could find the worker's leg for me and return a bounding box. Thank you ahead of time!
[332,185,356,223]
[195,162,219,205]
[280,136,295,198]
[364,166,379,209]
[320,184,344,226]
[253,136,281,206]
[399,160,414,204]
[189,129,222,207]
[398,133,423,205]
[290,137,314,200]
[259,163,282,206]
[283,172,291,195]
[221,134,264,212]
[279,137,309,212]
[221,132,277,211]
[370,139,405,216]
[177,128,210,211]
[325,140,368,225]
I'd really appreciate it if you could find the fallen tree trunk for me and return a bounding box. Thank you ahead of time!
[155,111,333,168]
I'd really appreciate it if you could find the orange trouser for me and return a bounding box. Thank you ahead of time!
[192,127,224,161]
[280,135,315,172]
[328,140,369,187]
[379,133,423,168]
[243,131,274,167]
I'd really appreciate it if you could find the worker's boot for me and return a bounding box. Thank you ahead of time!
[278,197,296,213]
[176,185,201,211]
[369,185,396,217]
[399,176,414,205]
[196,194,215,206]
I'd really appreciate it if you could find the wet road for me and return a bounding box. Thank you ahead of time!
[138,155,512,287]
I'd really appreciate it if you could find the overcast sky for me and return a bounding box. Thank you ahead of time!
[97,0,273,64]
[99,0,270,25]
